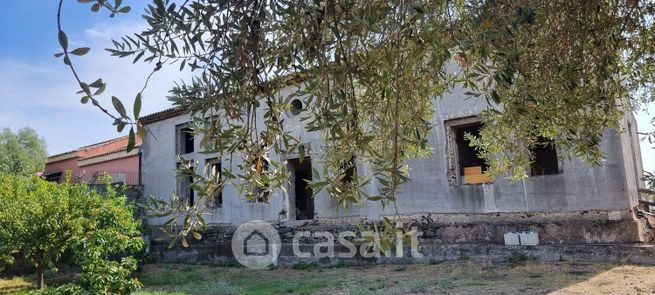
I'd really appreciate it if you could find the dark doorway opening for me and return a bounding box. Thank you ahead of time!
[289,158,313,220]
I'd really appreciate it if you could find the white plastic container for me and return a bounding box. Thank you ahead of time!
[519,231,539,246]
[504,232,520,245]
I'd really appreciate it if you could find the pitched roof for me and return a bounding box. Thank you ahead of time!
[46,150,78,163]
[139,107,186,124]
[138,72,310,125]
[78,146,140,167]
[47,135,142,164]
[77,136,142,159]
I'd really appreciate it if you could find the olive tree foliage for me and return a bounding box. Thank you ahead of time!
[57,0,655,243]
[0,173,144,293]
[0,127,47,177]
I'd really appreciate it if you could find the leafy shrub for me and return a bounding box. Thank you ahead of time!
[0,173,143,293]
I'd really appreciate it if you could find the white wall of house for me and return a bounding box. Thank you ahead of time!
[142,83,645,226]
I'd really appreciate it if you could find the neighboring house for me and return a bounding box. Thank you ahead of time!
[44,136,142,186]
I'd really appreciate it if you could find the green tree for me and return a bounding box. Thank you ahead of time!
[0,174,78,289]
[0,173,143,292]
[55,1,655,239]
[0,127,47,176]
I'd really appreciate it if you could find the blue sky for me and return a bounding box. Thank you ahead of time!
[0,1,652,173]
[0,1,183,155]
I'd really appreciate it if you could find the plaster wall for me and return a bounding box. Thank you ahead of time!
[78,155,141,185]
[44,157,78,175]
[142,84,643,226]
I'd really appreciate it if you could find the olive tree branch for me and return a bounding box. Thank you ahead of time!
[56,0,125,124]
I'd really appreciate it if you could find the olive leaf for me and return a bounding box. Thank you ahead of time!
[70,47,91,56]
[127,127,136,152]
[133,93,142,119]
[57,30,68,51]
[111,96,128,119]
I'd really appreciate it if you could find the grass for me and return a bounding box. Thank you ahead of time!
[331,260,347,268]
[426,258,444,265]
[134,264,332,295]
[0,277,31,294]
[290,261,320,270]
[232,277,327,295]
[4,261,655,294]
[138,267,204,286]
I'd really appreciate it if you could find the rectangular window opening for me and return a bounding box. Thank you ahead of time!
[530,138,559,176]
[177,126,195,154]
[188,176,194,206]
[454,122,490,184]
[176,163,195,207]
[206,158,222,207]
[251,158,269,203]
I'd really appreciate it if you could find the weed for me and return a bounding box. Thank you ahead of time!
[427,258,443,265]
[346,284,377,295]
[329,259,349,268]
[506,251,535,267]
[199,260,242,268]
[291,261,320,270]
[409,281,430,293]
[435,277,455,290]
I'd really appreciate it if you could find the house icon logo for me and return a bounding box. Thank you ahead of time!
[231,220,281,269]
[244,230,270,256]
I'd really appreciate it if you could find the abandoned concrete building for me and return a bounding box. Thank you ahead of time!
[140,82,654,263]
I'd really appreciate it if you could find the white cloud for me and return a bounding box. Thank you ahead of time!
[0,20,192,155]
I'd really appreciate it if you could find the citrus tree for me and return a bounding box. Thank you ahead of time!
[0,173,143,293]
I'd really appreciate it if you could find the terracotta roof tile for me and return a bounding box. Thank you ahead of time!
[48,136,142,162]
[77,136,142,159]
[139,107,185,124]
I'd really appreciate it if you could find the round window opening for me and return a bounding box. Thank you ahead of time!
[290,99,303,115]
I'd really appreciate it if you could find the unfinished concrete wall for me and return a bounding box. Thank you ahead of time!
[142,86,331,225]
[142,83,643,226]
[620,112,645,208]
[142,112,285,225]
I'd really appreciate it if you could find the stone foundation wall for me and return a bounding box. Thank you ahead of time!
[149,210,653,265]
